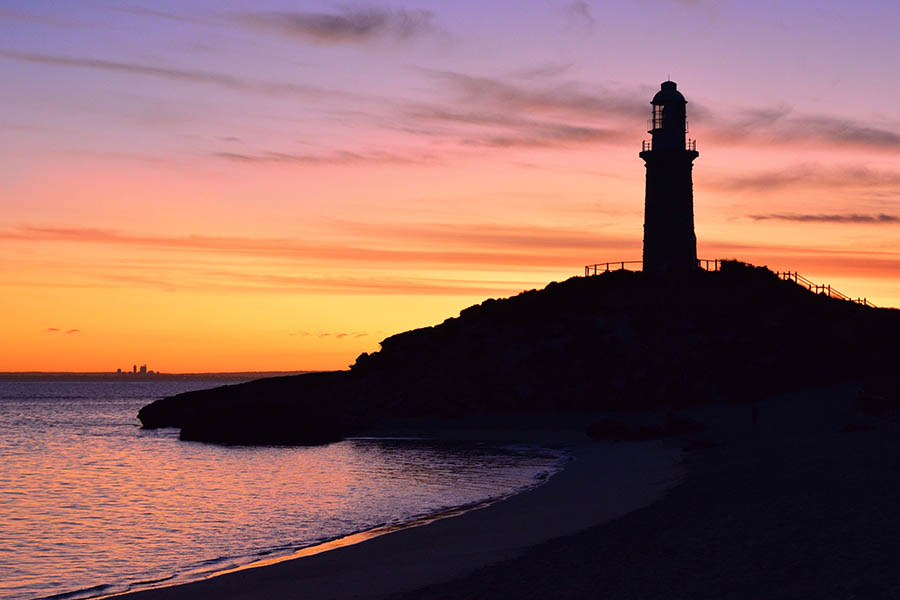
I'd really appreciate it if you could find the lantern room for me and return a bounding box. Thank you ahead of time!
[648,80,689,152]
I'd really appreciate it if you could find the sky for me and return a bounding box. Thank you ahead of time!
[2,0,899,372]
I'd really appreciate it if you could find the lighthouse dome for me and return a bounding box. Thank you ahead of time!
[651,81,686,105]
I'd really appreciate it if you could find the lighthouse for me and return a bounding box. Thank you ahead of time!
[640,81,699,274]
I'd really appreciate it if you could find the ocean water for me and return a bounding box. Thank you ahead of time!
[0,381,565,600]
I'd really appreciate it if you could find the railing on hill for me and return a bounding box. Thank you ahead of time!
[584,260,643,276]
[582,259,876,307]
[583,258,721,277]
[775,271,876,307]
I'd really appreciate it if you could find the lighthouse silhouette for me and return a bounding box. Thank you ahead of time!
[640,81,699,274]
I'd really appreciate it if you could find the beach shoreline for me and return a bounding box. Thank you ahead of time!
[95,445,569,600]
[107,383,900,600]
[105,418,683,600]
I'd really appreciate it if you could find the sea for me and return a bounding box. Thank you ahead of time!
[0,380,566,600]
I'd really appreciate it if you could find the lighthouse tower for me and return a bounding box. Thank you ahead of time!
[640,81,699,274]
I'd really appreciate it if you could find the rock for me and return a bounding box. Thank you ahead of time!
[179,409,344,445]
[138,262,900,446]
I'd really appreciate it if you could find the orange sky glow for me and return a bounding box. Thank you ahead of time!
[2,1,899,372]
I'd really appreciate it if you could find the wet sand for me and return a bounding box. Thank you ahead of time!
[111,421,682,600]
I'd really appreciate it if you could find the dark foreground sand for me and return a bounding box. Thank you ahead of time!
[399,386,900,599]
[116,386,900,600]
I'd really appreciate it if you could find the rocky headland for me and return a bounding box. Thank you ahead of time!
[137,261,900,444]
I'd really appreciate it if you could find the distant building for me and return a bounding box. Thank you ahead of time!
[117,368,122,374]
[139,364,147,375]
[133,364,137,374]
[640,81,699,274]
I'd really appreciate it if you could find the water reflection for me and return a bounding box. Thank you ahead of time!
[0,382,564,600]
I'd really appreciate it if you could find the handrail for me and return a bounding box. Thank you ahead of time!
[584,260,644,276]
[640,139,698,152]
[775,271,876,307]
[581,260,876,307]
[583,258,720,277]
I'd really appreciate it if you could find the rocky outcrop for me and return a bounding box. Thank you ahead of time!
[138,261,900,445]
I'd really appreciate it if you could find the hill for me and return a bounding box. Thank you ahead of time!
[137,261,899,444]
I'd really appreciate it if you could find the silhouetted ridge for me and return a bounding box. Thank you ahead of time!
[138,262,899,445]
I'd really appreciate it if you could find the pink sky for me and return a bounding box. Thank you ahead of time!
[1,1,898,371]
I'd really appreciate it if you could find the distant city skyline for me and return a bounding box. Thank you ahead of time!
[2,1,898,372]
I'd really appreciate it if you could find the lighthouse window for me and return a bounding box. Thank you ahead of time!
[653,105,664,130]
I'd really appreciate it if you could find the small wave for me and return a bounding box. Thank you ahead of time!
[35,583,112,600]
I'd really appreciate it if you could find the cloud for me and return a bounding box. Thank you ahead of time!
[46,327,59,332]
[407,106,624,148]
[303,331,367,339]
[511,63,574,80]
[0,9,74,26]
[214,149,434,166]
[749,213,899,224]
[66,329,80,334]
[565,2,595,29]
[332,221,637,251]
[733,104,793,128]
[395,73,646,149]
[703,105,900,151]
[1,223,638,296]
[429,70,648,120]
[790,115,900,149]
[109,7,204,24]
[708,164,900,192]
[236,7,437,44]
[0,49,350,101]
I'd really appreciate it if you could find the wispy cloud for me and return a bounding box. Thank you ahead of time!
[109,6,204,24]
[510,63,573,80]
[430,70,648,120]
[46,327,59,332]
[405,105,625,148]
[749,213,899,224]
[789,115,900,149]
[0,49,352,101]
[0,224,635,270]
[66,329,80,334]
[236,7,438,44]
[214,149,435,165]
[703,106,900,151]
[0,9,75,26]
[708,164,900,192]
[334,221,636,251]
[295,330,368,338]
[388,72,647,150]
[564,2,595,30]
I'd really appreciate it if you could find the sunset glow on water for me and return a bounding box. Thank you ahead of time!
[0,381,564,600]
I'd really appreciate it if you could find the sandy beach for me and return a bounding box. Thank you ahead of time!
[398,385,900,599]
[113,384,900,600]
